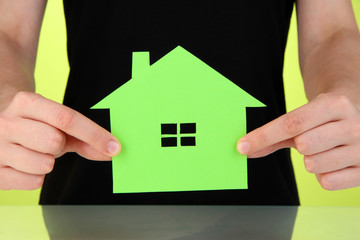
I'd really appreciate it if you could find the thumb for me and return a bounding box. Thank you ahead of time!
[57,134,113,161]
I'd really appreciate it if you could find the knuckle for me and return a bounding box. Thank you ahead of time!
[91,128,106,144]
[315,93,327,100]
[304,156,315,173]
[0,185,11,191]
[29,175,45,190]
[47,130,66,154]
[12,91,40,107]
[294,136,308,155]
[0,169,10,190]
[1,187,11,191]
[336,94,351,107]
[0,116,11,137]
[330,94,352,110]
[39,155,55,174]
[350,120,360,139]
[283,113,304,136]
[56,109,75,130]
[318,175,336,191]
[0,168,45,190]
[253,129,268,149]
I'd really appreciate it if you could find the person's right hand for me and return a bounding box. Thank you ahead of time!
[0,91,121,190]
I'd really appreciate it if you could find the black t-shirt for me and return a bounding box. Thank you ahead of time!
[40,0,299,205]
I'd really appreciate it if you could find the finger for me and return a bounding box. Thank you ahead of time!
[237,94,350,155]
[293,120,351,155]
[10,92,121,157]
[8,116,111,160]
[316,166,360,191]
[8,117,66,155]
[0,167,44,190]
[304,145,360,174]
[61,135,112,161]
[0,143,55,174]
[247,139,294,158]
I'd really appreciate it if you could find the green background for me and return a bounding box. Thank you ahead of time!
[0,0,359,205]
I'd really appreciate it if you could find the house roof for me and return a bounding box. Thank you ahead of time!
[92,46,265,109]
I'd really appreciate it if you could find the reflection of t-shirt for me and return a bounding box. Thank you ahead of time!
[40,0,299,205]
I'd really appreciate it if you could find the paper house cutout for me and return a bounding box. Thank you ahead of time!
[92,46,265,193]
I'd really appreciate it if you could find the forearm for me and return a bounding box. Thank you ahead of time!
[301,28,360,109]
[0,0,47,111]
[0,31,35,111]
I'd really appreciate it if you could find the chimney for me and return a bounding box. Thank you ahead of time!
[132,52,150,79]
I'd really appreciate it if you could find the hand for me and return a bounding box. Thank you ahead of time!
[0,92,121,190]
[237,93,360,190]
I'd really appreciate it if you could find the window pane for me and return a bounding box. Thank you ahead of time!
[161,123,177,135]
[180,123,196,134]
[161,137,177,147]
[180,136,196,146]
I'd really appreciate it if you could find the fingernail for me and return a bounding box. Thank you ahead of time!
[107,141,121,156]
[237,141,250,155]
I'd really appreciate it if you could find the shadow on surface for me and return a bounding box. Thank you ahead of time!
[43,205,298,240]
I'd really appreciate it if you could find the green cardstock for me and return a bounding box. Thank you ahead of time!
[92,46,265,193]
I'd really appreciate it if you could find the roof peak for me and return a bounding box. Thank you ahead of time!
[92,46,265,109]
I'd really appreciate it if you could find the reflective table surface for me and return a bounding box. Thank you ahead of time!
[1,206,360,240]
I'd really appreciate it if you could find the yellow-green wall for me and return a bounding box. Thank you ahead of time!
[0,0,68,205]
[0,0,359,205]
[284,1,360,206]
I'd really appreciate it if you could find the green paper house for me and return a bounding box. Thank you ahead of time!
[92,46,265,193]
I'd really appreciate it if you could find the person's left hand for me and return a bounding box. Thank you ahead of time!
[237,92,360,190]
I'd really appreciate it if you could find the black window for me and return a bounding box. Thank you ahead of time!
[161,123,177,134]
[180,123,196,134]
[161,123,196,147]
[161,137,177,147]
